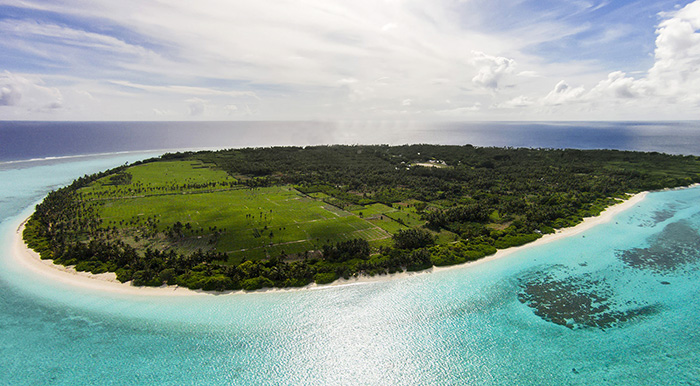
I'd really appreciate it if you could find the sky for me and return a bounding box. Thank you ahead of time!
[0,0,699,121]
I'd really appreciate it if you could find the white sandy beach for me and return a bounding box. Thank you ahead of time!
[12,191,648,296]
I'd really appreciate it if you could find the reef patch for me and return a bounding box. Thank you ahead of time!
[518,269,660,330]
[618,221,700,274]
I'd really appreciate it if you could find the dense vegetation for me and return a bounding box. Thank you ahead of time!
[24,145,700,291]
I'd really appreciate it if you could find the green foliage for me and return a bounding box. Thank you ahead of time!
[406,248,432,271]
[132,270,162,287]
[22,216,54,260]
[539,225,555,234]
[201,275,234,291]
[494,233,542,249]
[115,268,133,283]
[74,260,114,274]
[393,228,435,250]
[158,268,177,285]
[241,276,274,291]
[425,204,490,229]
[24,145,700,291]
[430,242,497,266]
[107,171,132,185]
[314,272,338,284]
[322,238,370,262]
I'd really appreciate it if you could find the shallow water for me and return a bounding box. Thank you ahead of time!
[1,153,700,385]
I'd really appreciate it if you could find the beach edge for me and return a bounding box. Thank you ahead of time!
[12,190,650,297]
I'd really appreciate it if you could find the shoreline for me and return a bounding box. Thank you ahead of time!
[12,191,649,297]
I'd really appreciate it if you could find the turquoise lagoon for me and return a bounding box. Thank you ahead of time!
[1,153,700,385]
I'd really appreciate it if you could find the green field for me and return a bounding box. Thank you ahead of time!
[384,211,425,227]
[80,161,392,264]
[350,203,395,217]
[79,160,236,199]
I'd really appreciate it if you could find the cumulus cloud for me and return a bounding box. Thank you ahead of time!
[0,71,62,110]
[589,71,646,99]
[470,51,516,90]
[536,0,700,113]
[0,83,21,106]
[542,80,587,105]
[646,1,700,101]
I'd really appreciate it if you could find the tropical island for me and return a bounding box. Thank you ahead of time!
[22,145,700,292]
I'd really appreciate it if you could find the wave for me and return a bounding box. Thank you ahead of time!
[0,146,224,167]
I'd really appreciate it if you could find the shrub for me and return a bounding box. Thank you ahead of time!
[494,233,541,249]
[115,268,133,283]
[393,228,435,250]
[314,272,337,285]
[241,276,274,291]
[201,275,234,291]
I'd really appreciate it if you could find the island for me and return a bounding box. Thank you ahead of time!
[22,145,700,292]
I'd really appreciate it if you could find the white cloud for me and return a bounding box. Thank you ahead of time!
[0,19,148,57]
[110,80,258,99]
[0,0,519,119]
[381,23,398,32]
[470,51,516,90]
[0,19,163,76]
[337,78,359,85]
[0,83,21,106]
[532,1,700,117]
[187,98,206,116]
[434,103,482,116]
[0,71,63,111]
[646,1,700,101]
[1,0,699,120]
[542,80,587,105]
[589,71,646,99]
[517,71,541,78]
[496,95,533,109]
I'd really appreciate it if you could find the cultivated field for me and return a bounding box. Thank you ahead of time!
[78,160,418,264]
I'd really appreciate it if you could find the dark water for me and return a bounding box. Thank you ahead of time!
[2,121,699,163]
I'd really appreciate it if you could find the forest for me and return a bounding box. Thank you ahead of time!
[23,144,700,291]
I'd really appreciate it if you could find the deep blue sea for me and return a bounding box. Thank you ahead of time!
[3,121,700,163]
[1,121,700,385]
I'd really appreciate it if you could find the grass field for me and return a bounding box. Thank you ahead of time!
[350,203,395,217]
[79,160,235,199]
[79,161,397,264]
[384,211,425,227]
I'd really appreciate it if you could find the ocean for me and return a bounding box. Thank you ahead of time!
[1,121,699,385]
[3,121,700,163]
